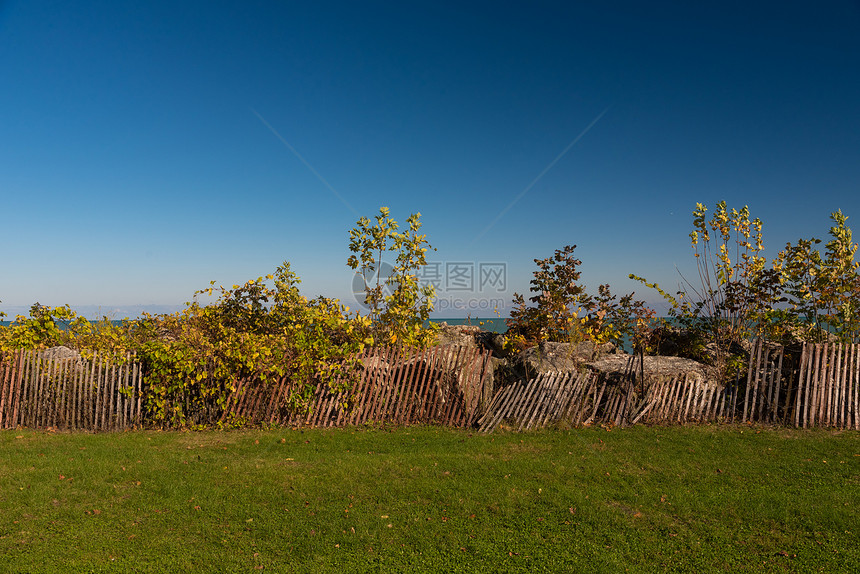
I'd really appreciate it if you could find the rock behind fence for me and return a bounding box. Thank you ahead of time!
[478,340,860,431]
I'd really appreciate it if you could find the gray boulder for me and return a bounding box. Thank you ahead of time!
[434,323,481,347]
[587,353,713,387]
[514,340,615,377]
[41,346,84,362]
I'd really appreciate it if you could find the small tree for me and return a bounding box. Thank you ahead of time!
[507,245,588,346]
[777,209,860,342]
[508,245,654,355]
[347,207,436,347]
[633,201,783,378]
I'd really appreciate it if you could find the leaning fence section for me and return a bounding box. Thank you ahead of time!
[478,339,860,431]
[0,350,143,431]
[478,365,729,432]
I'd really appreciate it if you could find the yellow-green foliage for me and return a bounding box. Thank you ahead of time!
[0,304,134,361]
[635,202,860,349]
[348,207,437,348]
[130,262,370,427]
[777,209,860,342]
[0,263,373,428]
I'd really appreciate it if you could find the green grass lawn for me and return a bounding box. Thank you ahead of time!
[1,424,858,573]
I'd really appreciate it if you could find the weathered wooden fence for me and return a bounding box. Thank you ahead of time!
[732,340,858,429]
[479,340,860,431]
[793,342,860,429]
[219,345,492,428]
[3,340,859,432]
[478,366,727,432]
[0,345,492,431]
[0,350,143,431]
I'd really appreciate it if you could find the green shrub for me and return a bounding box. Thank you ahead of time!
[507,245,654,354]
[132,262,369,427]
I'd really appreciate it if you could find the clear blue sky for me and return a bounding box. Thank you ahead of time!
[2,1,859,319]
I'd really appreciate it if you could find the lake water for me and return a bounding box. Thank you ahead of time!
[429,318,509,333]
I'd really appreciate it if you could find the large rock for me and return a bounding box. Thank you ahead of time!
[434,323,512,359]
[587,353,713,386]
[360,355,392,372]
[38,346,87,371]
[435,323,481,347]
[514,340,615,377]
[42,346,84,361]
